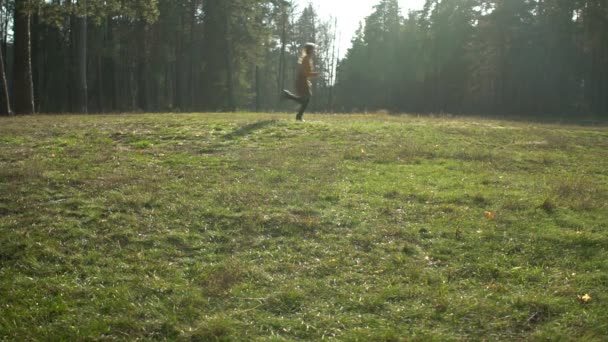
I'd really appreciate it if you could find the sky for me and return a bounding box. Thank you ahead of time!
[295,0,426,57]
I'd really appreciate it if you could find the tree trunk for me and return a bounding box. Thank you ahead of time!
[255,65,260,111]
[310,9,317,111]
[327,18,337,112]
[97,50,104,112]
[174,12,183,111]
[0,41,9,115]
[277,6,287,105]
[137,21,150,111]
[78,3,88,113]
[71,0,88,113]
[108,18,120,111]
[67,0,87,113]
[224,3,235,112]
[0,34,10,115]
[13,0,35,114]
[0,0,10,115]
[189,0,198,111]
[31,10,40,112]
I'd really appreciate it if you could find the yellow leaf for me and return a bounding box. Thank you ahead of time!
[484,211,496,220]
[578,293,591,303]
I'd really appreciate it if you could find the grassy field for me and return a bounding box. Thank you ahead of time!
[1,112,607,341]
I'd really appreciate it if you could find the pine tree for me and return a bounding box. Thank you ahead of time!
[13,0,35,114]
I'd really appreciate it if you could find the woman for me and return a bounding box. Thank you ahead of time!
[282,43,320,121]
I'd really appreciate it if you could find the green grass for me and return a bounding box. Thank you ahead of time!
[1,112,607,340]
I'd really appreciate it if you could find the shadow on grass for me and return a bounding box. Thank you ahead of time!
[224,120,278,140]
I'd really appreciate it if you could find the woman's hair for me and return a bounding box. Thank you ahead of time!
[299,43,316,64]
[304,44,315,55]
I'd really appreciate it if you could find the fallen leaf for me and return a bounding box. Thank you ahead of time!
[577,293,591,303]
[484,211,496,220]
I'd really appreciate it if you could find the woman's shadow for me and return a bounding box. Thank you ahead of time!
[224,120,278,140]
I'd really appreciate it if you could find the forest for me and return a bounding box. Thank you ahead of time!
[2,0,608,118]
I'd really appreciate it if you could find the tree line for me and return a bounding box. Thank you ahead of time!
[2,0,607,119]
[336,0,608,118]
[2,0,339,115]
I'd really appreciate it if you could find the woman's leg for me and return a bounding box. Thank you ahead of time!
[282,89,299,102]
[296,96,310,121]
[296,83,312,121]
[283,88,310,121]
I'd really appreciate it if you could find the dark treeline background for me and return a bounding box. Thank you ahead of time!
[2,0,607,119]
[336,0,608,118]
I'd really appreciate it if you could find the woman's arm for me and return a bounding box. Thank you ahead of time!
[303,57,320,78]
